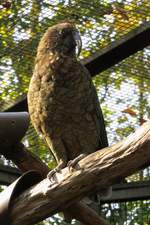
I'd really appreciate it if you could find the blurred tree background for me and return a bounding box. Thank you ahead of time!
[0,0,150,224]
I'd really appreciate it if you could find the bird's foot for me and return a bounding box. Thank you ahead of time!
[47,162,66,183]
[47,168,59,183]
[67,153,87,171]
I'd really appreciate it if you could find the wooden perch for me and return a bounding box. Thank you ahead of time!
[0,142,109,225]
[8,120,150,225]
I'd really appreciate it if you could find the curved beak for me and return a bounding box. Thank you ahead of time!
[73,31,82,57]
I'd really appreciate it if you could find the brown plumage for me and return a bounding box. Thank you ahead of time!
[27,22,108,176]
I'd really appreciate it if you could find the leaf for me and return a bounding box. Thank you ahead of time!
[113,4,129,21]
[122,108,137,116]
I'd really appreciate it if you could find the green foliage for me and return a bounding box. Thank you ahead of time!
[0,0,150,224]
[102,201,150,225]
[36,215,73,225]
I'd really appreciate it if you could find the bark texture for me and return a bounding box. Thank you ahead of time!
[9,121,150,225]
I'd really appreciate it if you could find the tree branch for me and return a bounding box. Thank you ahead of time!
[0,142,108,225]
[9,121,150,225]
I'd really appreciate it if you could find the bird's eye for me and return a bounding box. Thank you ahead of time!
[59,29,70,39]
[59,29,65,36]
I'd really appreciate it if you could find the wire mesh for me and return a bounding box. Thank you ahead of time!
[0,0,150,224]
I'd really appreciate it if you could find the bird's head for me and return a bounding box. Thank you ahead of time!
[38,22,82,58]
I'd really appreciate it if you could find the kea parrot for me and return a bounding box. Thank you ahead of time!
[28,22,108,180]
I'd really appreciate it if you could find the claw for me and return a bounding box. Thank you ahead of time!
[47,161,67,183]
[67,160,75,172]
[47,168,59,183]
[67,153,87,171]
